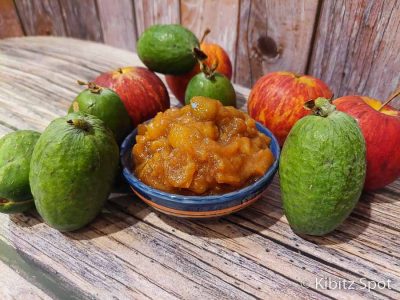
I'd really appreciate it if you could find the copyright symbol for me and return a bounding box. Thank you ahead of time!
[300,281,308,288]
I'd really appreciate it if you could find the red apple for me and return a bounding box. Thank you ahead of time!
[334,92,400,190]
[94,66,170,127]
[165,42,233,104]
[247,71,332,145]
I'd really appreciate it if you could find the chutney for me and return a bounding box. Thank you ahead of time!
[132,97,274,195]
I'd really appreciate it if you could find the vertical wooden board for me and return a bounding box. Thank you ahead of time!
[96,0,137,51]
[235,0,319,88]
[0,0,24,38]
[180,0,240,77]
[134,0,180,36]
[14,0,66,36]
[308,0,400,103]
[58,0,103,42]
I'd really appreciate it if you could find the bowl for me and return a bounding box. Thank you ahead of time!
[120,122,280,218]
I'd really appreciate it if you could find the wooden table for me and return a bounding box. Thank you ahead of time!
[0,37,399,300]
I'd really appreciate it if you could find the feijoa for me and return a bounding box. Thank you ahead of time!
[185,63,236,106]
[30,113,119,232]
[137,24,199,75]
[0,130,40,214]
[68,81,132,144]
[279,98,366,236]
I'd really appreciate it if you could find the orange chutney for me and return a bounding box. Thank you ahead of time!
[132,97,274,195]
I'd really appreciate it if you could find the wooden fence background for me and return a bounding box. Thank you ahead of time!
[0,0,399,102]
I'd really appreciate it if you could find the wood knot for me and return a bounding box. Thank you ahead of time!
[257,36,281,59]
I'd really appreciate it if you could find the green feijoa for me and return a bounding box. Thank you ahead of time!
[279,98,366,236]
[68,82,132,144]
[137,24,199,75]
[185,71,236,107]
[30,112,119,232]
[0,130,40,214]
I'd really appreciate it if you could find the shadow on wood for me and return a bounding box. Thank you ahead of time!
[67,194,151,241]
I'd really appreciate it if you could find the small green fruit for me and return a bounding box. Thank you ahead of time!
[69,81,132,144]
[185,72,236,107]
[30,113,119,232]
[280,98,366,236]
[0,130,40,214]
[137,24,199,75]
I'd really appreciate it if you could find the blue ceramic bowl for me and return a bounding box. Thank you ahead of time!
[120,122,280,218]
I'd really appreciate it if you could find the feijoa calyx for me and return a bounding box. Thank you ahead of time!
[69,81,132,144]
[279,98,366,236]
[30,112,119,232]
[185,60,236,107]
[137,24,200,75]
[0,130,40,214]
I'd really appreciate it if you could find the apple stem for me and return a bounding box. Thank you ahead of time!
[200,28,211,44]
[378,87,400,111]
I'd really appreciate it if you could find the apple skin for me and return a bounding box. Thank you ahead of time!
[247,71,332,146]
[165,43,232,104]
[334,96,400,190]
[94,66,170,127]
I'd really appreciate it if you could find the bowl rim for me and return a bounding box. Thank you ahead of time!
[120,120,280,204]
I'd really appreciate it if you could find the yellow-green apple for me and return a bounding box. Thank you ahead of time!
[247,71,332,145]
[165,42,232,104]
[94,66,170,127]
[333,89,400,190]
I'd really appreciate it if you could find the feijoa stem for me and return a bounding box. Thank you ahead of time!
[199,59,219,79]
[304,97,336,117]
[77,80,103,94]
[378,86,400,111]
[67,119,91,132]
[193,47,208,61]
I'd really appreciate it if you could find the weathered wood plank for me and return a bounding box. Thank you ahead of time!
[96,0,137,51]
[0,124,13,136]
[0,260,51,300]
[0,0,24,38]
[308,0,400,105]
[58,0,103,42]
[14,0,66,36]
[232,184,400,293]
[0,37,399,299]
[180,0,240,77]
[235,0,319,87]
[134,0,180,35]
[132,200,398,299]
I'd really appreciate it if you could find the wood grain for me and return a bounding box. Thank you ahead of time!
[180,0,240,77]
[58,0,103,42]
[0,0,24,38]
[14,0,66,36]
[308,0,400,104]
[235,0,320,87]
[96,0,137,51]
[0,37,399,299]
[134,0,181,35]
